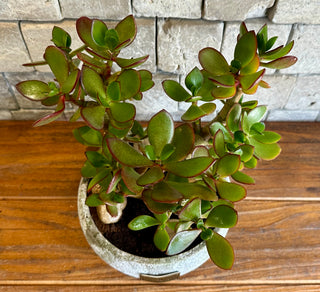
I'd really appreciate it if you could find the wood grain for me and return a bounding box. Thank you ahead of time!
[0,121,319,290]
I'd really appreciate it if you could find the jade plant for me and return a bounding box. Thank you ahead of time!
[16,15,297,270]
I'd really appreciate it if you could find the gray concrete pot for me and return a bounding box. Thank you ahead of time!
[78,177,229,282]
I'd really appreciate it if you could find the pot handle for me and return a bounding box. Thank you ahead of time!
[140,271,180,282]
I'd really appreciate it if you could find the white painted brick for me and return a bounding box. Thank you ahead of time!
[221,19,292,65]
[132,73,179,121]
[204,0,275,21]
[0,0,61,21]
[158,19,224,74]
[267,109,318,121]
[5,72,56,109]
[21,21,83,73]
[245,75,297,110]
[268,0,320,24]
[282,24,320,74]
[0,110,13,120]
[118,18,156,73]
[133,0,202,19]
[0,75,18,110]
[0,22,32,72]
[285,75,320,110]
[60,0,131,19]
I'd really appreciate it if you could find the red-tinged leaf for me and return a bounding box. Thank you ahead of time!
[115,55,149,69]
[115,15,137,50]
[142,189,178,214]
[239,22,248,37]
[76,17,100,50]
[151,181,183,203]
[242,83,259,95]
[234,31,257,68]
[91,19,108,47]
[107,137,154,167]
[106,169,121,194]
[205,205,238,228]
[77,53,106,70]
[148,110,174,157]
[179,198,201,221]
[121,167,144,195]
[261,41,294,60]
[167,229,202,256]
[16,80,50,101]
[259,80,270,88]
[260,56,298,69]
[23,60,47,67]
[167,181,218,201]
[239,69,265,91]
[216,154,241,177]
[231,171,255,184]
[181,104,207,122]
[81,105,106,130]
[209,74,235,88]
[44,46,69,85]
[214,130,226,157]
[164,124,195,162]
[109,102,136,123]
[117,69,141,100]
[199,47,230,76]
[137,166,164,186]
[33,96,65,127]
[85,47,111,60]
[61,69,80,94]
[87,168,112,193]
[162,80,191,102]
[206,231,234,269]
[212,86,236,99]
[192,145,210,158]
[240,54,260,75]
[164,157,214,178]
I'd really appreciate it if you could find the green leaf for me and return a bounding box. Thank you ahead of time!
[266,36,278,51]
[77,52,106,70]
[209,74,235,88]
[250,122,265,134]
[61,69,80,94]
[181,105,206,122]
[44,46,69,85]
[199,48,229,75]
[105,29,119,50]
[239,22,248,37]
[165,124,194,162]
[139,70,154,92]
[115,15,137,50]
[81,66,107,104]
[252,131,281,144]
[234,31,257,68]
[137,166,164,186]
[115,55,149,69]
[227,103,241,132]
[76,17,101,52]
[247,106,267,127]
[160,144,175,161]
[260,56,297,69]
[249,138,281,160]
[206,205,238,228]
[231,171,255,184]
[151,181,183,203]
[164,157,214,178]
[52,26,72,48]
[86,151,109,168]
[216,154,241,177]
[121,167,144,195]
[206,232,234,269]
[107,138,154,167]
[240,54,260,75]
[244,156,257,168]
[117,69,141,100]
[211,86,236,99]
[210,122,233,143]
[154,226,170,252]
[215,181,246,202]
[128,215,159,230]
[81,160,97,178]
[236,144,254,162]
[167,229,201,256]
[162,80,191,102]
[185,67,203,95]
[257,24,267,53]
[145,145,156,161]
[143,189,177,214]
[107,81,120,101]
[109,102,136,123]
[92,19,108,46]
[179,198,201,221]
[167,181,218,201]
[86,193,104,207]
[16,80,50,101]
[239,69,265,91]
[81,105,105,130]
[87,168,111,192]
[148,110,174,157]
[214,130,226,157]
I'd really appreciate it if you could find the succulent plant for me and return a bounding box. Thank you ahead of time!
[16,16,297,270]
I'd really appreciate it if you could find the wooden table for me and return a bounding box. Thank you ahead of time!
[0,121,319,291]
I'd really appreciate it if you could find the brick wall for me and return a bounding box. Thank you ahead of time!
[0,0,319,122]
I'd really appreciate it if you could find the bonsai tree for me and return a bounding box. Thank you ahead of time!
[16,15,297,270]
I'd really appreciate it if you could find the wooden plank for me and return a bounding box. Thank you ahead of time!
[1,201,319,281]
